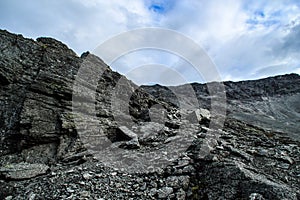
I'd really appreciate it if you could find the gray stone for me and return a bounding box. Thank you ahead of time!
[82,172,93,180]
[4,196,13,200]
[0,162,49,180]
[157,187,173,199]
[118,126,138,140]
[249,193,265,200]
[149,188,157,196]
[137,122,164,142]
[176,189,186,200]
[186,108,211,124]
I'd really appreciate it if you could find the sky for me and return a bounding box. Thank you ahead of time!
[1,0,300,85]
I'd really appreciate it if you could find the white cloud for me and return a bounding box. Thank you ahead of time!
[0,0,299,84]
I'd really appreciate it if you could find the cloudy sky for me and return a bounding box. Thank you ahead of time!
[1,0,300,85]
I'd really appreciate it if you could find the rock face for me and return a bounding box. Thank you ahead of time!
[0,30,88,168]
[0,30,299,199]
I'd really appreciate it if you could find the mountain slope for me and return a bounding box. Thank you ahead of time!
[0,30,299,199]
[142,74,300,140]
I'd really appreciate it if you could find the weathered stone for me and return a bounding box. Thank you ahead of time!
[176,188,186,200]
[249,193,265,200]
[157,187,173,199]
[186,108,211,124]
[0,162,49,180]
[118,126,138,140]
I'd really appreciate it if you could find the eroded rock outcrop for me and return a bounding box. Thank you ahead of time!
[0,30,83,165]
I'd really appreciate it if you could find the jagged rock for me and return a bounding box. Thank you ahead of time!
[157,186,173,199]
[118,126,138,140]
[0,29,81,162]
[249,193,265,200]
[117,126,140,149]
[0,162,49,180]
[186,108,211,125]
[121,138,140,149]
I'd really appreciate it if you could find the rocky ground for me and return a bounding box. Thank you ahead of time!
[0,29,299,199]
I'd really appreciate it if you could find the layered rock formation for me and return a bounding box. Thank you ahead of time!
[0,30,299,199]
[0,30,81,164]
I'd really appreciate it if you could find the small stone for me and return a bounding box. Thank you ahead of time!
[66,169,75,173]
[111,172,117,176]
[5,196,13,200]
[256,149,269,156]
[166,176,180,188]
[149,181,157,188]
[165,121,180,129]
[212,155,219,162]
[281,156,294,164]
[83,172,93,180]
[157,187,173,199]
[216,145,224,150]
[176,189,186,200]
[182,165,195,173]
[140,183,147,191]
[67,187,75,193]
[176,159,190,168]
[197,132,206,138]
[124,138,140,149]
[249,193,265,200]
[178,176,190,189]
[277,163,290,169]
[79,181,86,185]
[28,193,36,200]
[80,191,90,198]
[115,183,122,187]
[149,188,157,196]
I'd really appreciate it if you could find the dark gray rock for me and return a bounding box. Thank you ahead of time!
[0,29,81,163]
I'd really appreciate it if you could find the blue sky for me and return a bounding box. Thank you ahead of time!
[1,0,300,85]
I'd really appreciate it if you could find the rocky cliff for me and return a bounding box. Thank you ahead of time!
[0,30,299,199]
